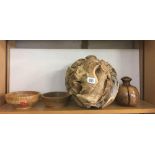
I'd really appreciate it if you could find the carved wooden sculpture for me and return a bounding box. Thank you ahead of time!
[65,55,119,108]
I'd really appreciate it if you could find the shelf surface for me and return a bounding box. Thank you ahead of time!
[0,99,154,114]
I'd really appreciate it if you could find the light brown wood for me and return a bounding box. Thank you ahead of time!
[0,41,6,95]
[65,55,119,108]
[0,99,154,114]
[5,91,40,109]
[6,41,16,93]
[144,41,155,104]
[3,40,154,113]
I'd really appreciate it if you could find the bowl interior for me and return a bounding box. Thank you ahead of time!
[43,92,69,98]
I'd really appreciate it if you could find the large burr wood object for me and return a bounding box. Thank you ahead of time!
[65,55,119,108]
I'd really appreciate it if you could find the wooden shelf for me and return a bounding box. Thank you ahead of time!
[0,100,154,114]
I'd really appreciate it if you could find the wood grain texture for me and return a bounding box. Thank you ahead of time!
[0,99,154,114]
[144,41,155,104]
[6,41,16,93]
[0,41,6,95]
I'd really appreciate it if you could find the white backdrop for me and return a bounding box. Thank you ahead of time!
[10,49,140,93]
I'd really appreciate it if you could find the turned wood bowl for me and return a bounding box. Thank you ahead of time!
[41,92,70,108]
[5,91,40,109]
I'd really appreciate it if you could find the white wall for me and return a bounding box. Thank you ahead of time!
[10,49,140,93]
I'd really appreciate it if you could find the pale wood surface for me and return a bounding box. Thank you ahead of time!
[144,41,155,104]
[0,97,154,114]
[0,41,6,95]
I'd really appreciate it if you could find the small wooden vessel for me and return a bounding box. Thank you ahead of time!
[5,91,40,109]
[41,92,70,108]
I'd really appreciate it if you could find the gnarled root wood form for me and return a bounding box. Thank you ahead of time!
[65,55,119,108]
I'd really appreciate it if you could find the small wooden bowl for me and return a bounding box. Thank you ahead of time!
[41,92,70,108]
[5,91,40,109]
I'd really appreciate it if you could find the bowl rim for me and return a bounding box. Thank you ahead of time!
[5,91,40,98]
[41,91,70,99]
